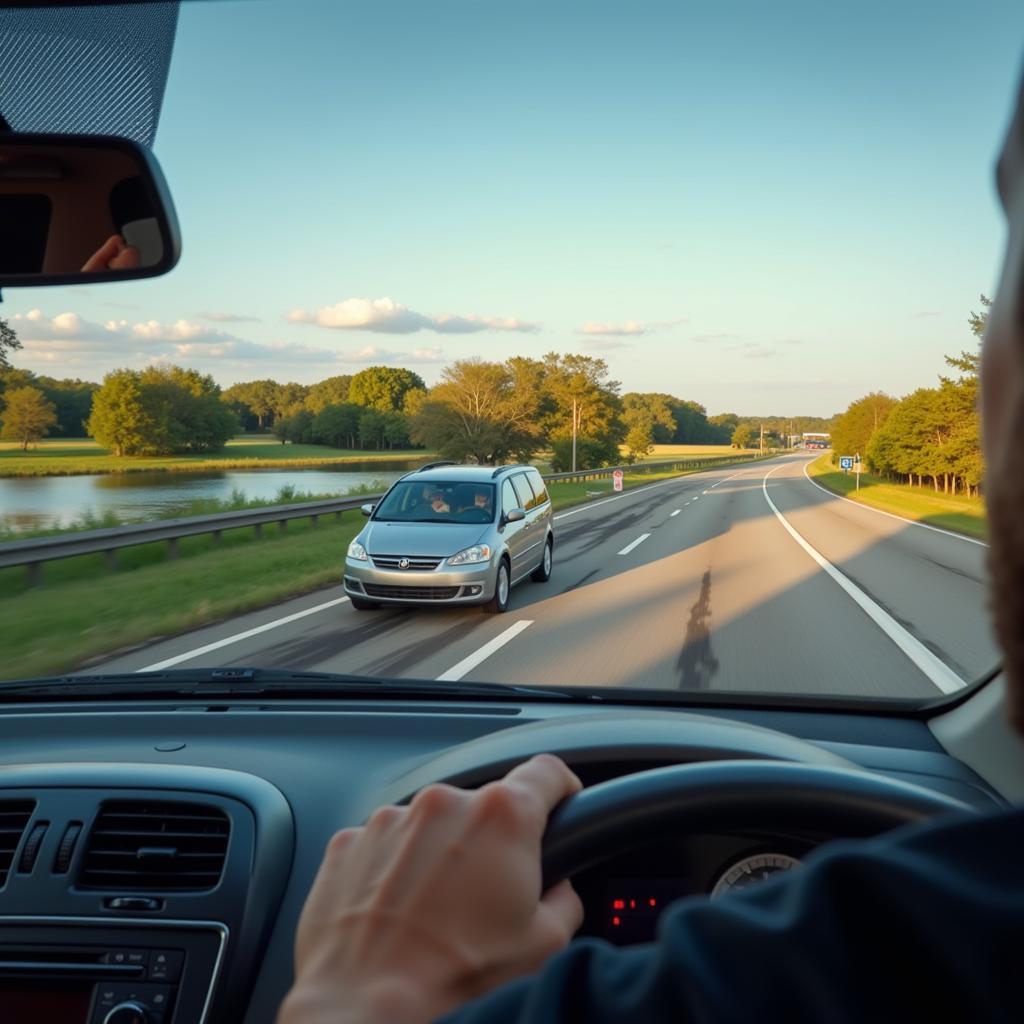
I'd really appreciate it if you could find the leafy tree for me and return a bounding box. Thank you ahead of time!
[274,408,315,445]
[624,421,654,462]
[222,379,279,430]
[382,411,410,449]
[349,366,426,412]
[622,393,676,443]
[305,375,353,413]
[312,402,363,448]
[967,294,991,339]
[88,366,236,456]
[358,409,387,449]
[272,381,309,421]
[411,359,542,463]
[830,392,897,464]
[0,385,57,450]
[541,353,624,466]
[87,370,156,456]
[731,424,753,448]
[36,377,98,436]
[0,318,22,372]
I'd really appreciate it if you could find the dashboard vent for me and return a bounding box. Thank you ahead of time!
[0,800,36,888]
[78,800,230,891]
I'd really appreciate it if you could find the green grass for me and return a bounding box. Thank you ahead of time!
[0,436,432,477]
[0,512,365,680]
[807,455,987,539]
[0,451,776,679]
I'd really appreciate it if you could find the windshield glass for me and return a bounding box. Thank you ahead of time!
[1,0,1020,706]
[373,481,496,524]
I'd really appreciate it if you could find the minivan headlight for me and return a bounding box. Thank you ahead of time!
[447,544,491,566]
[347,539,368,561]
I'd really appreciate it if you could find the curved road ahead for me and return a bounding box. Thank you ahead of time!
[91,454,998,700]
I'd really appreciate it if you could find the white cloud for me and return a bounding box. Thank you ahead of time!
[195,311,262,323]
[288,296,540,335]
[575,317,686,337]
[583,339,632,351]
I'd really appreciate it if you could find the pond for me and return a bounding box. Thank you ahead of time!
[0,461,421,533]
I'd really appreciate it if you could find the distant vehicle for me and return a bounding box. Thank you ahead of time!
[344,463,554,613]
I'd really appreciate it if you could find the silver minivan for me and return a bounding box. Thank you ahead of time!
[343,463,555,612]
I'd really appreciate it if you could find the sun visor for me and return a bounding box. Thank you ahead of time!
[0,2,180,147]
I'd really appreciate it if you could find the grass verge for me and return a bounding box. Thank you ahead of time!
[0,437,431,477]
[806,455,987,540]
[0,452,775,680]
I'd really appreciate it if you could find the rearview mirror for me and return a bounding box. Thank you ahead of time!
[505,508,526,523]
[361,503,376,516]
[0,132,180,287]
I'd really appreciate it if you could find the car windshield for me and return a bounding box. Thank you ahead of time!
[373,481,496,524]
[0,0,1019,708]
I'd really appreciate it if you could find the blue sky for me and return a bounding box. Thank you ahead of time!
[7,0,1024,416]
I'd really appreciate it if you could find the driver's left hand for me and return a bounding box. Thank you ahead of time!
[278,755,584,1024]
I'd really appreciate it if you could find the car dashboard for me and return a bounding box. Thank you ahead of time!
[0,694,1003,1023]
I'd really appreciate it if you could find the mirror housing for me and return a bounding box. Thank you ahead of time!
[505,508,526,523]
[0,132,181,287]
[360,503,376,517]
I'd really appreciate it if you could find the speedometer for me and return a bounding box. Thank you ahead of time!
[710,852,801,898]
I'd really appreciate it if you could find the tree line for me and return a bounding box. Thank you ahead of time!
[829,299,986,497]
[0,314,830,463]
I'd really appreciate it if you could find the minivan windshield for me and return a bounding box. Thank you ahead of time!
[373,481,497,525]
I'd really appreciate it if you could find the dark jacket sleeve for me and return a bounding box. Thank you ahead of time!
[437,808,1024,1024]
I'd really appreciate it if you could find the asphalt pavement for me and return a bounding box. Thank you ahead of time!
[89,454,999,700]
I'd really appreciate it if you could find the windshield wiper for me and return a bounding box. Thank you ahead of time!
[0,667,584,703]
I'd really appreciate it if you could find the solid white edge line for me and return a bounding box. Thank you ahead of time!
[670,509,682,517]
[137,596,351,672]
[436,620,534,682]
[801,460,987,548]
[617,533,651,556]
[762,466,966,694]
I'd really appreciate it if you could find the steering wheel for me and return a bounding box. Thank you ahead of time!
[459,507,493,523]
[540,760,974,889]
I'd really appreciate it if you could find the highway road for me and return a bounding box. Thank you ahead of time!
[90,454,1000,700]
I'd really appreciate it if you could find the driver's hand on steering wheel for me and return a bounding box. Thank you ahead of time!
[278,755,584,1024]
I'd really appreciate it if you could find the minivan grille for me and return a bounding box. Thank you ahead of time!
[363,584,460,600]
[371,554,443,571]
[0,800,35,887]
[78,800,230,891]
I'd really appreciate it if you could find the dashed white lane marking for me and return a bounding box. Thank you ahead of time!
[800,461,987,548]
[436,620,534,682]
[617,533,651,556]
[670,509,682,517]
[137,596,351,672]
[762,466,966,694]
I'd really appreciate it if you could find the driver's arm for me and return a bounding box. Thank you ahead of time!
[278,756,1021,1024]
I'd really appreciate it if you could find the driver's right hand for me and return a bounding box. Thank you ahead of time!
[278,755,584,1024]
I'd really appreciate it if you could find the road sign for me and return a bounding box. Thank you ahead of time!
[613,469,624,492]
[839,456,854,471]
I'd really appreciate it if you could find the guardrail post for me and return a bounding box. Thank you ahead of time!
[310,515,319,528]
[104,550,117,571]
[167,537,179,560]
[212,530,222,548]
[279,519,287,535]
[254,523,262,539]
[27,563,41,587]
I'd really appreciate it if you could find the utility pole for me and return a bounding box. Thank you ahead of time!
[571,397,578,473]
[759,422,764,453]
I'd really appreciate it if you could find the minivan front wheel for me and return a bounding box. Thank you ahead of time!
[484,558,511,613]
[532,537,553,583]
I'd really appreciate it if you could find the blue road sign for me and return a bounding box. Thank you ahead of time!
[839,456,854,470]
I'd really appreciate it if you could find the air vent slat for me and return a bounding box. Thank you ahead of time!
[0,801,36,887]
[78,800,230,892]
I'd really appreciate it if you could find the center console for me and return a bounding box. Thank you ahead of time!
[0,764,294,1024]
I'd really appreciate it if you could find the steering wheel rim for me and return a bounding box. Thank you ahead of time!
[540,760,975,890]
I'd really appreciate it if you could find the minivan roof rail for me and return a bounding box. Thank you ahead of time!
[490,464,527,478]
[414,461,460,472]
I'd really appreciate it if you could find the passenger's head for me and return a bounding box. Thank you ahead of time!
[474,490,491,508]
[985,73,1024,734]
[430,491,448,510]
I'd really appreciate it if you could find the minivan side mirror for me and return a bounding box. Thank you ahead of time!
[505,508,526,523]
[360,503,376,517]
[0,132,180,287]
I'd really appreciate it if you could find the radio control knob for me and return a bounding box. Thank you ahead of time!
[102,1002,151,1024]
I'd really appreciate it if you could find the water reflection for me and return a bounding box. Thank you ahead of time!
[0,462,419,533]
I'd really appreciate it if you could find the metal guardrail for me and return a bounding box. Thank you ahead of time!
[0,450,780,585]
